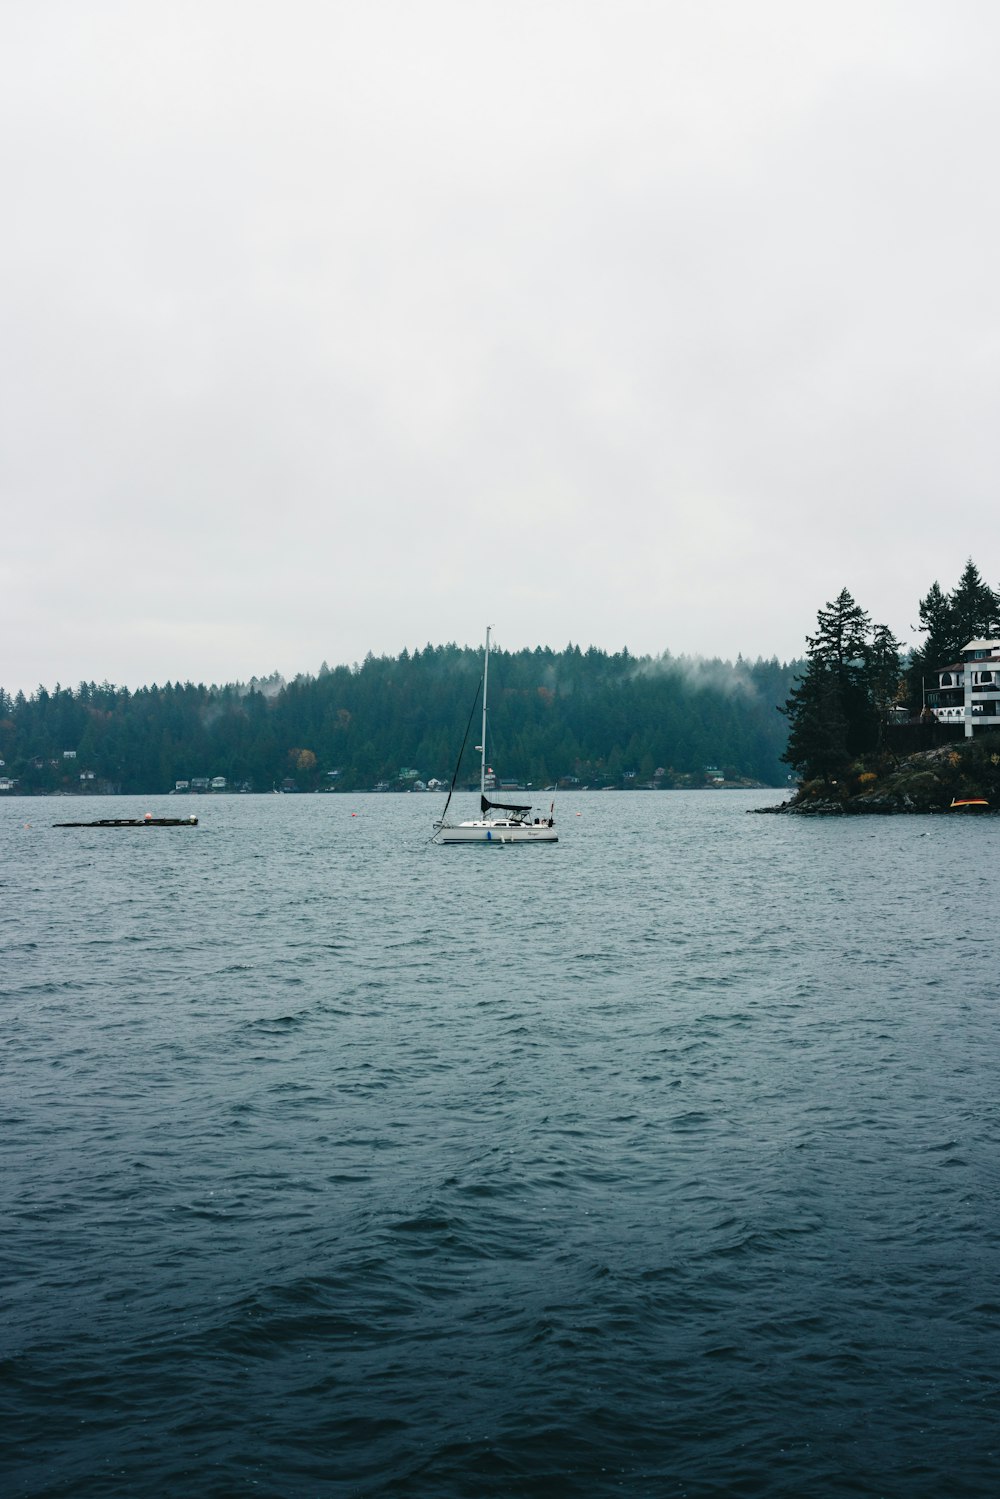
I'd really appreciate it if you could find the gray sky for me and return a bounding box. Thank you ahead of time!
[3,0,999,693]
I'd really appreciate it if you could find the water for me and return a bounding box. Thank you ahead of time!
[2,791,999,1497]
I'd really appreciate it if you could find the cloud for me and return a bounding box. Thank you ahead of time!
[2,2,999,691]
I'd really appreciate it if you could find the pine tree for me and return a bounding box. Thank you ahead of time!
[907,562,1000,707]
[782,589,900,779]
[808,588,875,758]
[782,656,851,781]
[917,580,953,655]
[807,588,871,685]
[949,558,1000,648]
[865,622,904,745]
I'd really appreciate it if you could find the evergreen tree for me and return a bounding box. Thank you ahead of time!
[907,561,1000,707]
[782,658,851,781]
[806,588,874,758]
[865,622,904,746]
[949,558,1000,648]
[782,589,901,779]
[917,579,953,655]
[807,588,871,684]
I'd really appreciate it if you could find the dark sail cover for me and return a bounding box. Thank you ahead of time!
[481,794,531,815]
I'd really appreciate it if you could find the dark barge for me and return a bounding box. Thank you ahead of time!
[53,815,199,828]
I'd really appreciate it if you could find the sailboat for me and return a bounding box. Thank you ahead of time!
[433,628,558,844]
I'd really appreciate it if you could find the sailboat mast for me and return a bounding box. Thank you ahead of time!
[480,626,490,803]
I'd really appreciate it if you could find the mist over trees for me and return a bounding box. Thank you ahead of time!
[0,645,799,794]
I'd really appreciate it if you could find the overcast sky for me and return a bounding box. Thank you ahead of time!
[3,0,999,692]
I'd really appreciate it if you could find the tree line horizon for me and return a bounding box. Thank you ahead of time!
[1,643,799,795]
[3,565,995,796]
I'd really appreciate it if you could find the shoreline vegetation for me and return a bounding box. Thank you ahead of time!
[757,734,1000,815]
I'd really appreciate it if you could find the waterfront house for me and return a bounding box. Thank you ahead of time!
[928,639,1000,735]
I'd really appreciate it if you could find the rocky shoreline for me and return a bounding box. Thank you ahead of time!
[755,737,1000,815]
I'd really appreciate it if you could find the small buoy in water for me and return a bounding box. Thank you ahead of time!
[351,812,357,817]
[144,812,152,820]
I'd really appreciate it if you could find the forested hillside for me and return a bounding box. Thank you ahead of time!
[0,645,800,794]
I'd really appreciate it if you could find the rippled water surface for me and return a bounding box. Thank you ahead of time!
[3,791,1000,1496]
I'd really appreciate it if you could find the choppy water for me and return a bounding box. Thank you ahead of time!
[2,790,999,1497]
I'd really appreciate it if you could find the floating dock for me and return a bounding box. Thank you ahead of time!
[53,816,199,828]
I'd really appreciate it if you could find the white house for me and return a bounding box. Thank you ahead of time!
[963,639,1000,734]
[929,639,1000,736]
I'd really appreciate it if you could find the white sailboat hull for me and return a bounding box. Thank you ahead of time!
[435,819,558,844]
[434,626,559,845]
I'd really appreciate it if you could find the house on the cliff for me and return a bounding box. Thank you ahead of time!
[927,639,1000,735]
